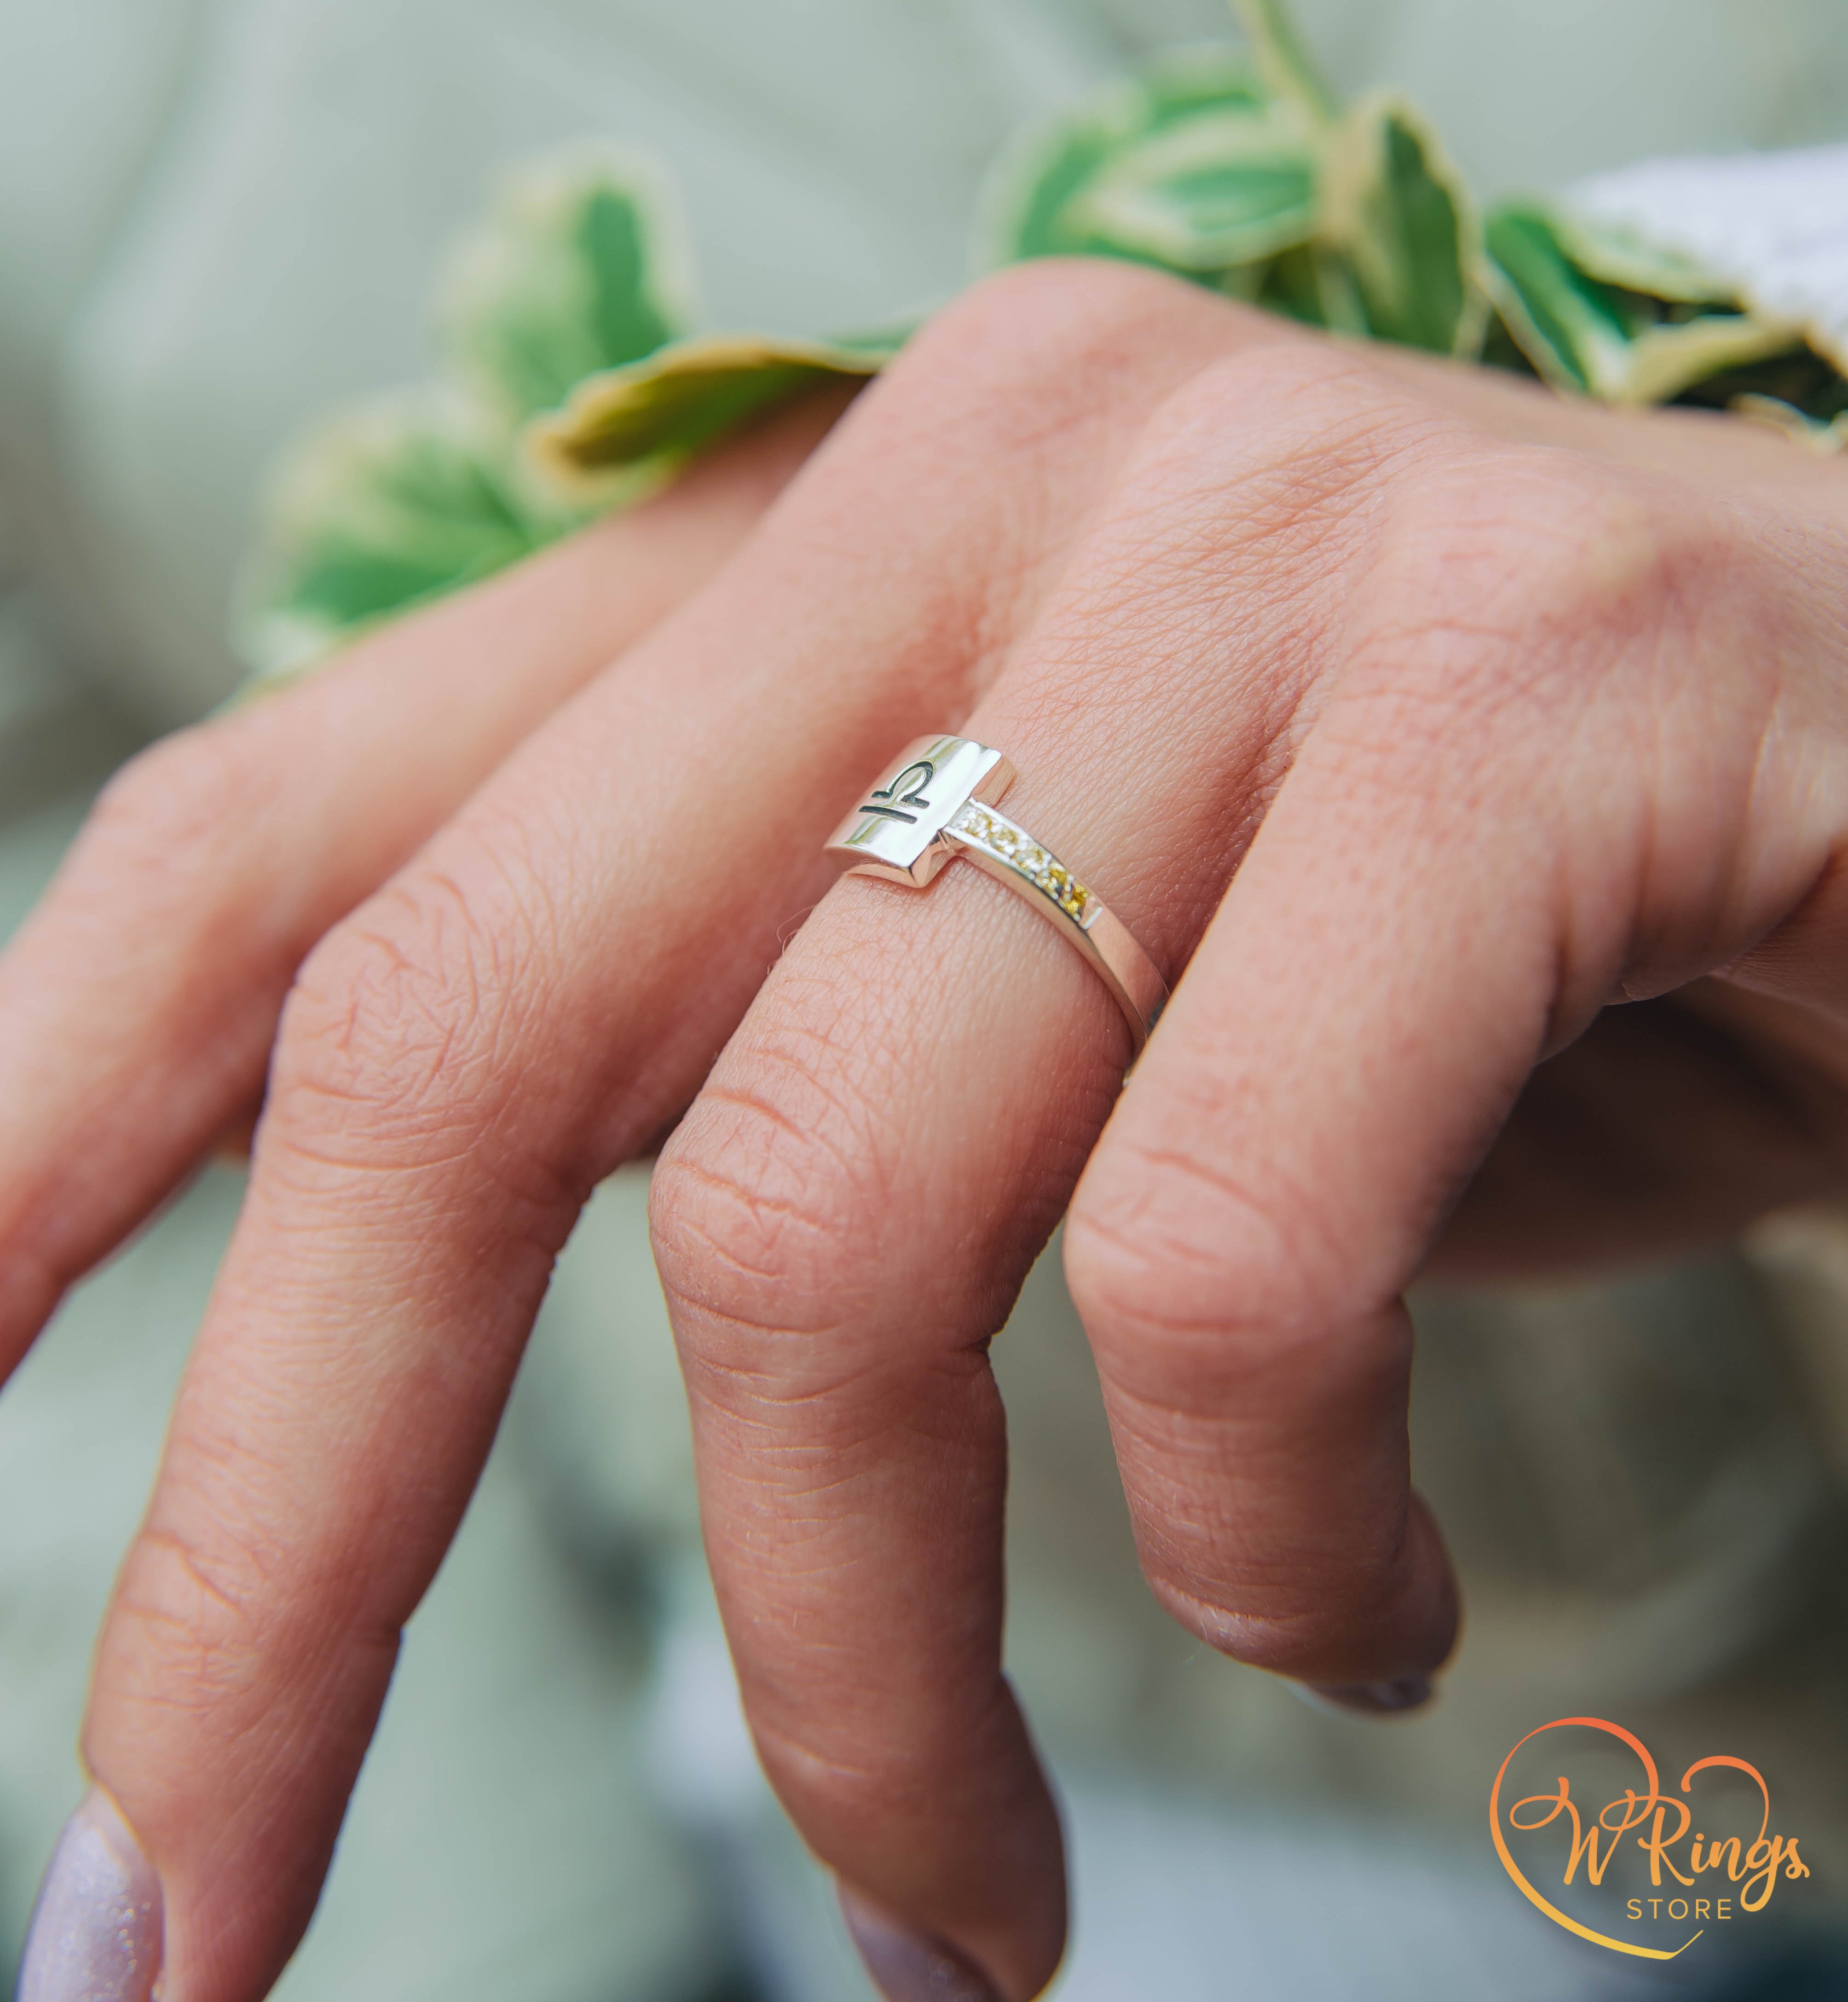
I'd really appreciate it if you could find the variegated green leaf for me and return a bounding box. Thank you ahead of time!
[1485,203,1799,404]
[1065,99,1317,270]
[1319,93,1485,356]
[236,391,549,678]
[977,46,1316,277]
[526,328,909,496]
[1678,344,1848,425]
[1729,393,1848,453]
[1224,242,1356,335]
[1542,208,1731,306]
[440,145,697,427]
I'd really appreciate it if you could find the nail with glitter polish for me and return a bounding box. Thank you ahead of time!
[1295,1673,1434,1717]
[17,1788,163,2002]
[838,1884,1002,2002]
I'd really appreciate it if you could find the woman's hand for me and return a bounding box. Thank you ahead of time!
[9,259,1848,2002]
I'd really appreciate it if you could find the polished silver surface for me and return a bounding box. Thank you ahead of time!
[827,735,1168,1051]
[826,735,1015,886]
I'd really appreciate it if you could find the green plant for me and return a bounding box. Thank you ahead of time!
[237,1,1848,684]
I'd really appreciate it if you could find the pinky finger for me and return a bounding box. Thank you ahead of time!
[1063,707,1567,1697]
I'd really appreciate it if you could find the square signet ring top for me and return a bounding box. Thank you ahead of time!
[825,735,1169,1051]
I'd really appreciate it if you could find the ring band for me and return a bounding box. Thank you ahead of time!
[825,735,1168,1050]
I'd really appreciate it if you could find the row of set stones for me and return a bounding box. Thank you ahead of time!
[951,804,1092,920]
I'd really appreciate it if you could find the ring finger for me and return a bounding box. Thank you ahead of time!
[649,339,1467,1999]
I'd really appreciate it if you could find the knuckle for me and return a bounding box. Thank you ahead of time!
[79,722,259,894]
[649,1045,873,1363]
[1145,1565,1411,1679]
[1137,340,1426,487]
[1068,347,1450,629]
[1431,453,1669,602]
[105,1513,282,1716]
[865,257,1232,452]
[751,1709,925,1831]
[1133,1479,1451,1682]
[265,859,526,1167]
[1364,452,1717,719]
[747,1677,1018,1848]
[1064,1141,1368,1391]
[101,1494,401,1738]
[922,255,1209,364]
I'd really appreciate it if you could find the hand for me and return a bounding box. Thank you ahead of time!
[6,259,1848,2002]
[647,272,1848,1998]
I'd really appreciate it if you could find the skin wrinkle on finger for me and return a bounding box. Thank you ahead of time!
[745,1667,1037,1807]
[270,881,537,1169]
[1141,1498,1461,1666]
[1063,1127,1346,1320]
[105,1515,396,1757]
[1107,1385,1412,1577]
[127,1524,276,1656]
[1111,1420,1418,1588]
[1094,1323,1416,1544]
[708,1378,1009,1586]
[711,1420,1022,1711]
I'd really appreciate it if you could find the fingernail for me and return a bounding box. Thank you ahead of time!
[838,1884,1002,2002]
[1294,1673,1434,1717]
[18,1788,163,2002]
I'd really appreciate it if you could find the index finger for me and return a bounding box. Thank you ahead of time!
[0,397,835,1374]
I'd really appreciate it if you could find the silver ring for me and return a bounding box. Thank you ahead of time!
[825,735,1168,1051]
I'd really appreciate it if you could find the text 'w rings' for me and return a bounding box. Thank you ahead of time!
[825,735,1169,1052]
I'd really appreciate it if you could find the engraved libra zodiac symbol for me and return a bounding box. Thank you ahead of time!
[859,761,936,824]
[823,733,1169,1048]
